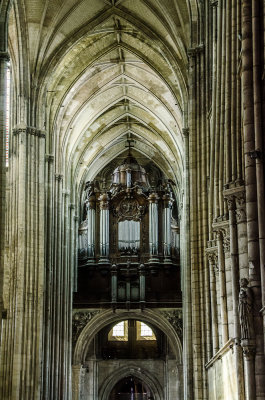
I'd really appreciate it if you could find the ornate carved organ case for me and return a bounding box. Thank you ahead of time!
[75,153,181,309]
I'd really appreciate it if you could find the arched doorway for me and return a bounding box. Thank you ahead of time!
[109,375,154,400]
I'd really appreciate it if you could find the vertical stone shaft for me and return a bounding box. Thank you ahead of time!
[218,0,226,216]
[51,174,63,399]
[226,195,244,400]
[1,127,45,399]
[62,190,71,400]
[243,349,256,400]
[224,0,232,184]
[231,0,237,182]
[236,0,243,181]
[252,0,265,355]
[208,256,219,354]
[242,0,265,397]
[188,44,204,399]
[0,52,9,341]
[208,1,218,237]
[216,231,229,345]
[213,1,222,219]
[42,154,54,399]
[183,130,192,399]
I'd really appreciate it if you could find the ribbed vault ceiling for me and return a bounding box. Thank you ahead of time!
[8,0,198,200]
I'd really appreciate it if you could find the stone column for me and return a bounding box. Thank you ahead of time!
[207,252,219,354]
[0,51,9,342]
[99,193,110,265]
[148,192,159,265]
[241,0,265,396]
[42,154,54,399]
[86,194,96,262]
[72,364,84,400]
[0,125,45,399]
[216,230,229,345]
[252,0,265,357]
[163,193,173,265]
[225,193,245,400]
[239,278,256,400]
[242,345,256,400]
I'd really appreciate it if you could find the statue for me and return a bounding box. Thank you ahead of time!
[238,278,254,340]
[85,181,94,199]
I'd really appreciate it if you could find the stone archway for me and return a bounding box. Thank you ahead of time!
[99,365,163,400]
[72,309,183,400]
[73,309,182,365]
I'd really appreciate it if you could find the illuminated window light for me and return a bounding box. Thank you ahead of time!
[140,322,153,337]
[112,321,125,336]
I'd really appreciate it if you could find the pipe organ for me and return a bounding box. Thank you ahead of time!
[76,153,181,309]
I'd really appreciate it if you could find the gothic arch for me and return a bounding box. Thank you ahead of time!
[99,364,164,400]
[73,309,182,365]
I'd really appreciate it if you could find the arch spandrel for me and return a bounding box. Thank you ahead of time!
[73,309,183,366]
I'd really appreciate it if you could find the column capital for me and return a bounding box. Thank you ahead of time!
[206,251,218,266]
[13,125,46,138]
[225,195,236,211]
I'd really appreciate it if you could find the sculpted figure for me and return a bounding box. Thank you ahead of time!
[85,181,94,199]
[238,278,254,340]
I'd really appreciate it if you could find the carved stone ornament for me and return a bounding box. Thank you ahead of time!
[115,198,145,221]
[161,310,183,341]
[205,249,219,273]
[238,278,254,341]
[223,234,230,253]
[13,126,45,138]
[235,208,246,223]
[226,195,236,211]
[72,311,100,344]
[206,251,217,265]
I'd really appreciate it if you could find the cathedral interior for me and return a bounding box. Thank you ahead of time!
[0,0,265,399]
